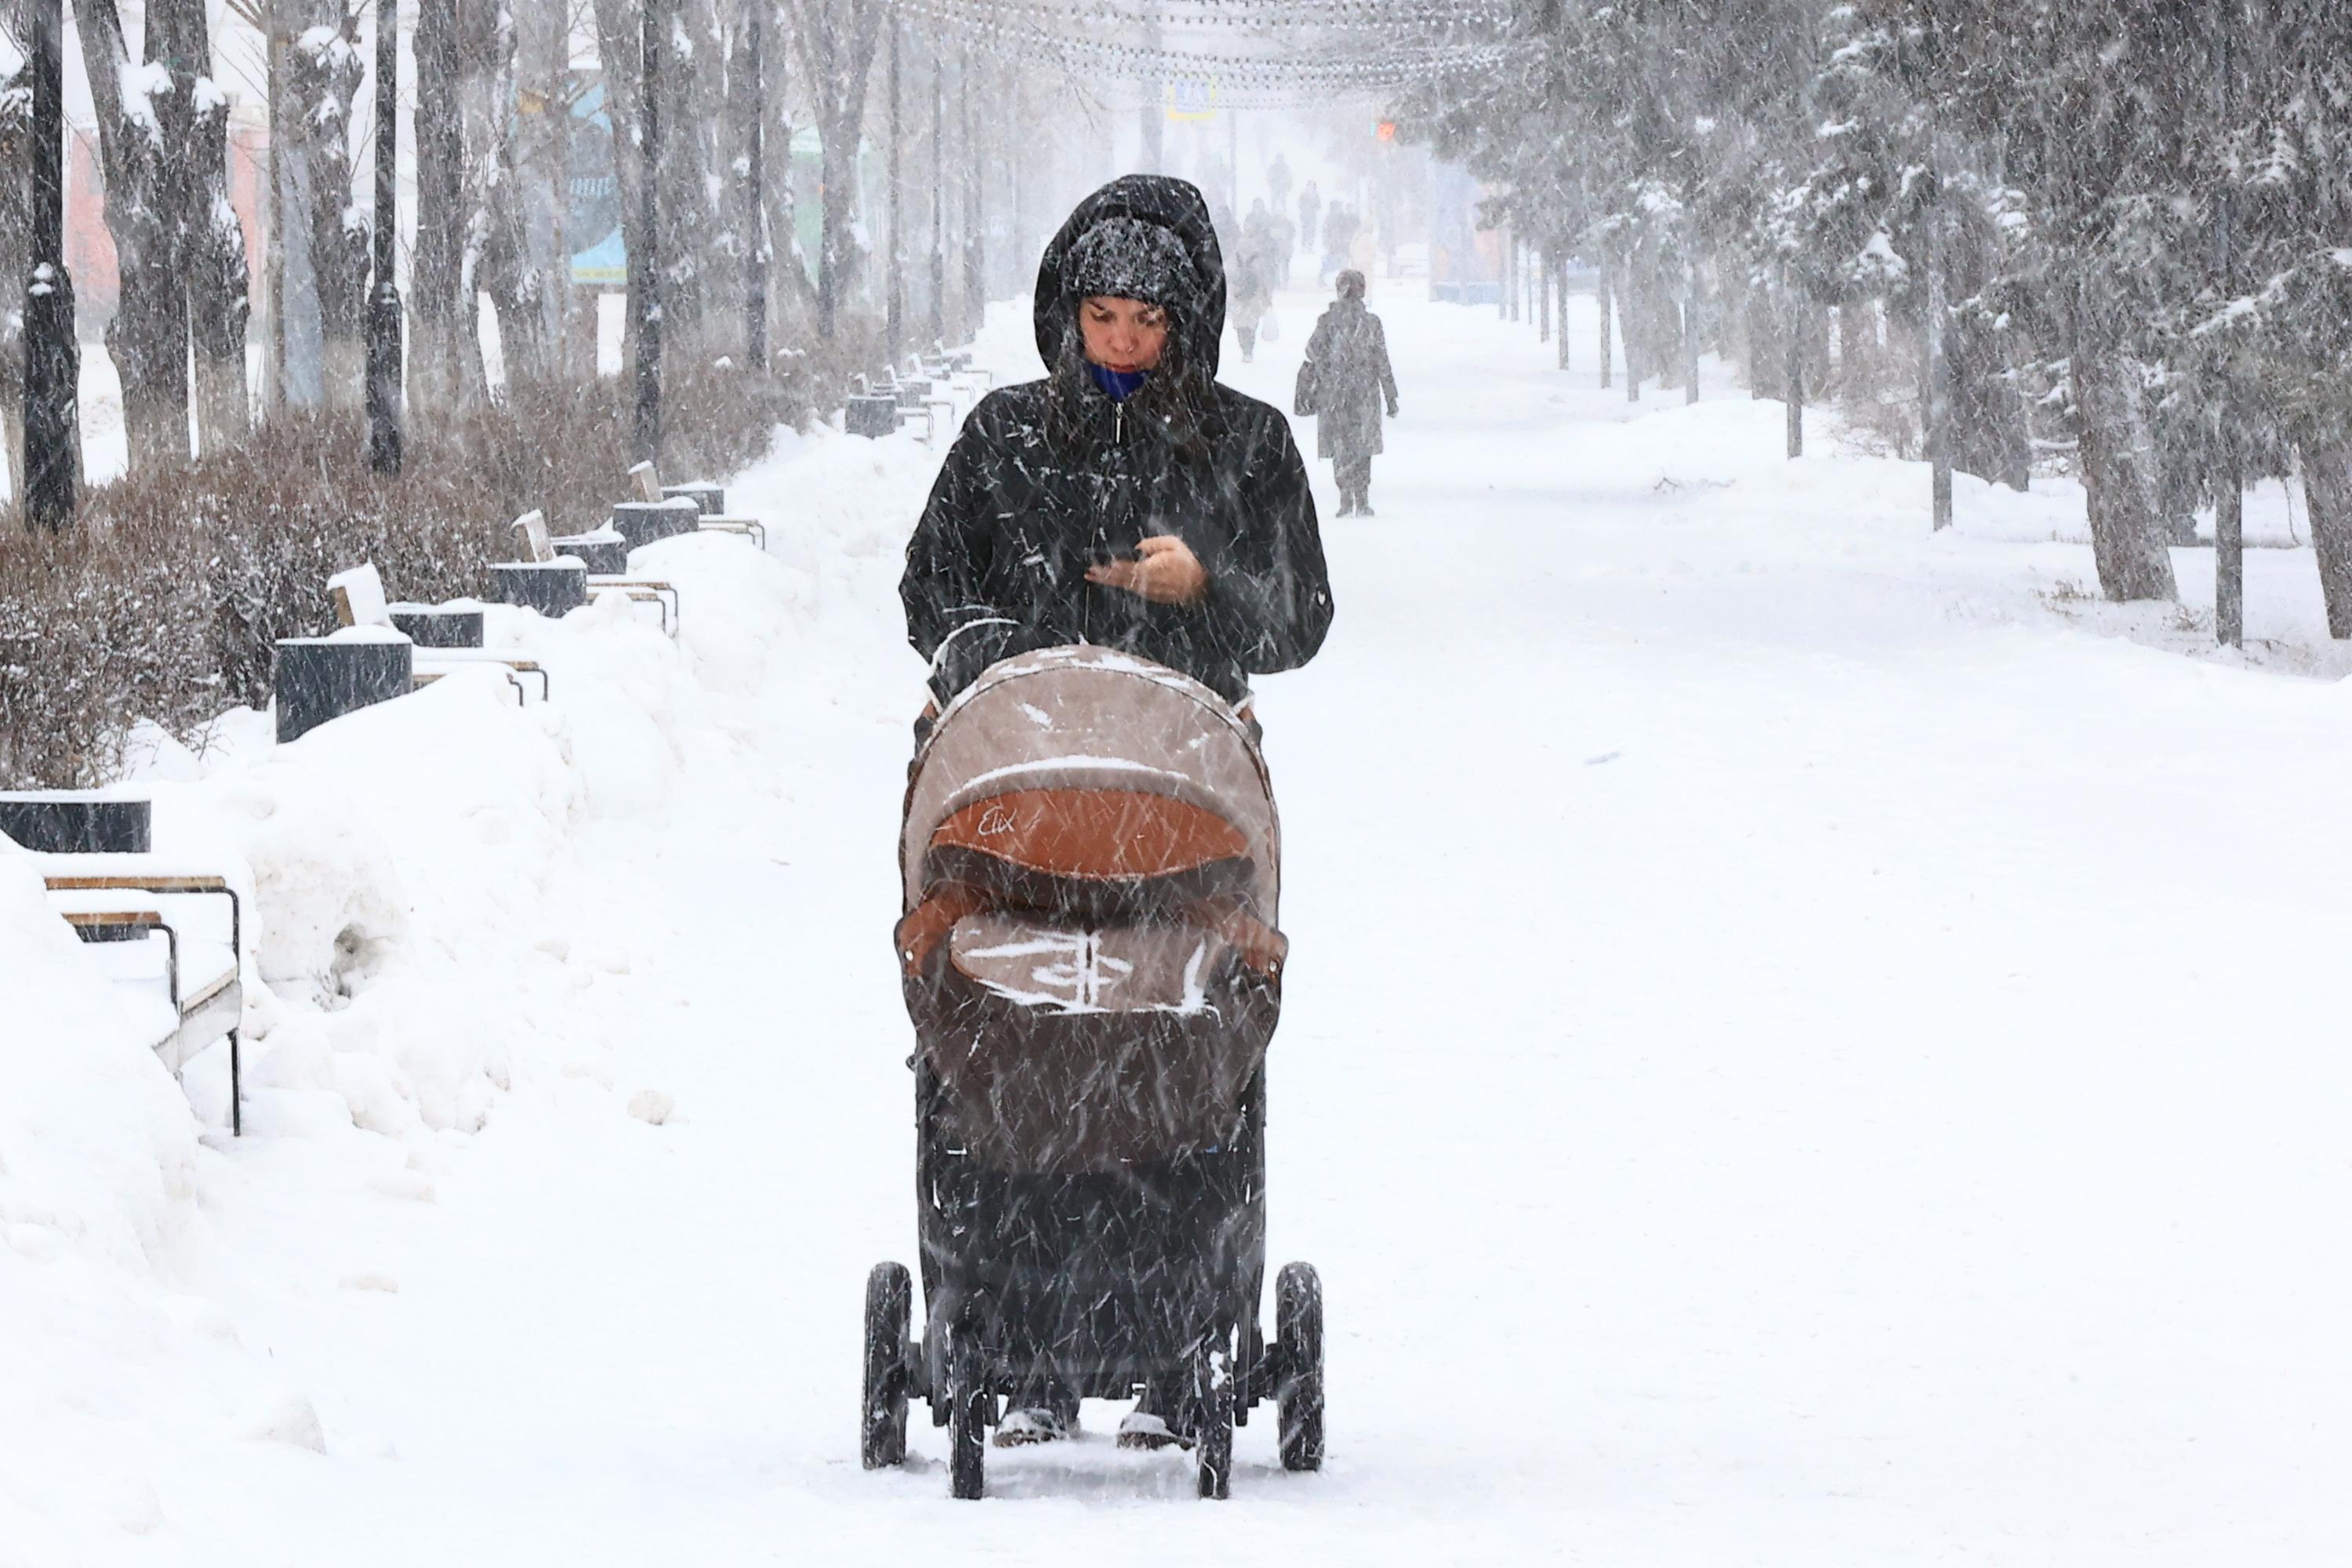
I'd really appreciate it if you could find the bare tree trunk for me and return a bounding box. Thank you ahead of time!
[760,11,820,342]
[791,0,880,340]
[1597,256,1613,390]
[180,13,252,451]
[589,0,644,374]
[1615,262,1639,401]
[2073,343,2180,602]
[286,1,368,413]
[514,0,573,372]
[1555,250,1569,372]
[1,19,28,493]
[1785,297,1805,459]
[732,0,773,369]
[75,0,194,472]
[468,0,550,387]
[2296,429,2352,638]
[671,0,735,368]
[413,0,483,408]
[645,0,714,367]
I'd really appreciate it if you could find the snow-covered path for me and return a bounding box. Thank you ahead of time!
[23,286,2352,1566]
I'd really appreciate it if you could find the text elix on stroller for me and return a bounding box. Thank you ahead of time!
[864,644,1326,1500]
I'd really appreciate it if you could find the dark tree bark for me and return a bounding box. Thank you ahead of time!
[763,9,820,339]
[180,16,251,450]
[736,0,773,368]
[2296,430,2352,639]
[474,0,551,387]
[665,0,729,366]
[789,0,881,339]
[412,0,483,408]
[285,0,368,413]
[2073,342,2180,602]
[74,0,194,471]
[1597,256,1613,390]
[1,19,29,489]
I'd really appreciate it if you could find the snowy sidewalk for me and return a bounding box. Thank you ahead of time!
[8,288,2351,1565]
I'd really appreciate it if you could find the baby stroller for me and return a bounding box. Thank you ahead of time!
[863,645,1327,1500]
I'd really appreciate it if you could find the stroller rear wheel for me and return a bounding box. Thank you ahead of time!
[946,1319,989,1501]
[862,1263,912,1468]
[1194,1333,1236,1501]
[1276,1262,1325,1472]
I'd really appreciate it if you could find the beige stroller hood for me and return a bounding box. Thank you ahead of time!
[899,645,1287,1171]
[902,645,1279,923]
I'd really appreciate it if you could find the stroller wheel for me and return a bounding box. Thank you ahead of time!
[946,1319,988,1501]
[862,1263,912,1468]
[1194,1333,1236,1501]
[1276,1262,1325,1472]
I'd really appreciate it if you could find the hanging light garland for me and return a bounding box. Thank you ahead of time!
[880,0,1518,100]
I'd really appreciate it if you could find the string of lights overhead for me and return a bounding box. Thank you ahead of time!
[883,0,1515,99]
[902,0,1512,29]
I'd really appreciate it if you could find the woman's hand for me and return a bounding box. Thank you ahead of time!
[1087,535,1209,605]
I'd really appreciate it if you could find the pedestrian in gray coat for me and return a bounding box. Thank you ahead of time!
[1298,270,1399,517]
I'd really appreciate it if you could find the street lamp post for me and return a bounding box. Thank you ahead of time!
[366,0,404,474]
[22,0,78,530]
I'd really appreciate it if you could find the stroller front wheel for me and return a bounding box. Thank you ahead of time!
[1276,1262,1325,1472]
[946,1319,989,1501]
[1194,1333,1236,1501]
[862,1263,912,1468]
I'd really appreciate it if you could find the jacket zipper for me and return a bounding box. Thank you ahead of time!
[1115,401,1125,445]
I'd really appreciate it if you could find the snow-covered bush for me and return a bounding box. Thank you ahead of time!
[0,362,789,787]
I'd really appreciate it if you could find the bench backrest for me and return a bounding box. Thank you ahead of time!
[628,460,662,503]
[328,563,393,629]
[512,510,556,564]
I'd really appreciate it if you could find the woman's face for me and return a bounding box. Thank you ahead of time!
[1079,296,1170,375]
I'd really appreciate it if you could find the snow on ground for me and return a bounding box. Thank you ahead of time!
[5,281,2352,1565]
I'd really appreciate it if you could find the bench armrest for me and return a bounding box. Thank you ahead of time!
[45,874,240,961]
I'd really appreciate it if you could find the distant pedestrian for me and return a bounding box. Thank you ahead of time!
[1232,245,1273,363]
[1320,204,1360,285]
[1298,270,1398,517]
[1267,154,1294,219]
[1298,182,1322,258]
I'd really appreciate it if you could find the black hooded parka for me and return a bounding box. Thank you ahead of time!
[901,176,1334,707]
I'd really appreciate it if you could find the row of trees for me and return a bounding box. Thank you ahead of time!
[2,0,1065,503]
[1402,1,2352,631]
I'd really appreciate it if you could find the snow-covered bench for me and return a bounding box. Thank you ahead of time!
[6,795,246,1132]
[510,511,678,637]
[626,462,767,550]
[42,869,245,1135]
[328,564,550,703]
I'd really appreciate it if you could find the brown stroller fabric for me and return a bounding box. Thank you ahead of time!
[898,646,1285,1174]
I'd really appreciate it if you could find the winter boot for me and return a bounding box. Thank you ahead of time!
[1115,1383,1194,1451]
[1114,1412,1192,1451]
[994,1406,1076,1448]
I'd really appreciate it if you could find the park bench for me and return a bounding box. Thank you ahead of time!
[4,797,245,1134]
[626,463,768,550]
[510,512,678,637]
[328,564,550,702]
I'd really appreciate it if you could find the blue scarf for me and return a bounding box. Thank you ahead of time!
[1088,364,1151,403]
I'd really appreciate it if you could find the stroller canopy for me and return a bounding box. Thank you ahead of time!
[902,646,1280,923]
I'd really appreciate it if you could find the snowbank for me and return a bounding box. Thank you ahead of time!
[1,522,823,1552]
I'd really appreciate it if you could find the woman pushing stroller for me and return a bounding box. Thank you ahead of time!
[902,175,1334,714]
[891,176,1334,1472]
